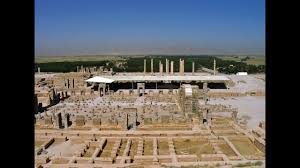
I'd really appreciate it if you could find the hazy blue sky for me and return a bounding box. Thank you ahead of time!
[35,0,265,56]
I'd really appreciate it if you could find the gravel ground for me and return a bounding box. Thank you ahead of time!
[209,96,265,129]
[227,74,265,92]
[45,140,83,157]
[35,73,60,78]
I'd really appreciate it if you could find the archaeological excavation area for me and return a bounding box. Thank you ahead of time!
[35,59,265,168]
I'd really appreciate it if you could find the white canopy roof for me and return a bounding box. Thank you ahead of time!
[85,76,114,83]
[103,75,229,82]
[86,75,229,83]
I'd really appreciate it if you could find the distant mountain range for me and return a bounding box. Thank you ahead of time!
[35,47,265,57]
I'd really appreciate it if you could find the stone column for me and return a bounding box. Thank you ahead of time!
[151,59,153,74]
[182,59,185,75]
[179,59,184,75]
[38,67,40,74]
[159,61,161,73]
[179,59,181,74]
[98,85,101,97]
[144,59,146,74]
[213,59,216,75]
[192,62,195,75]
[132,112,137,130]
[107,84,110,95]
[159,61,163,75]
[170,61,174,75]
[64,113,69,129]
[55,112,62,129]
[166,59,169,74]
[123,113,128,130]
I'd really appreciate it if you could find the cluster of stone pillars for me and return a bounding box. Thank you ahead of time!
[78,66,107,74]
[144,59,176,75]
[52,112,70,129]
[64,78,75,89]
[143,58,198,75]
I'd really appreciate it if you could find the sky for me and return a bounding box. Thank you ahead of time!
[35,0,265,56]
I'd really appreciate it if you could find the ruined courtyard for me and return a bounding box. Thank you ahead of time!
[35,59,265,168]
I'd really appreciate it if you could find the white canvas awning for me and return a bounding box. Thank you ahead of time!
[85,76,114,83]
[99,75,229,82]
[86,75,229,84]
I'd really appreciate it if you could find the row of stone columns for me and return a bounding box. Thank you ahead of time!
[77,66,105,73]
[64,79,75,89]
[143,58,200,75]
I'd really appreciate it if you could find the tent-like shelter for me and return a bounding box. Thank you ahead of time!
[85,76,114,83]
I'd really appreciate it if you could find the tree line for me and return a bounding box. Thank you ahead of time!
[35,56,265,74]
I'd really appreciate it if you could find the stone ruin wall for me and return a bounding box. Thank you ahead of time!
[52,73,88,89]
